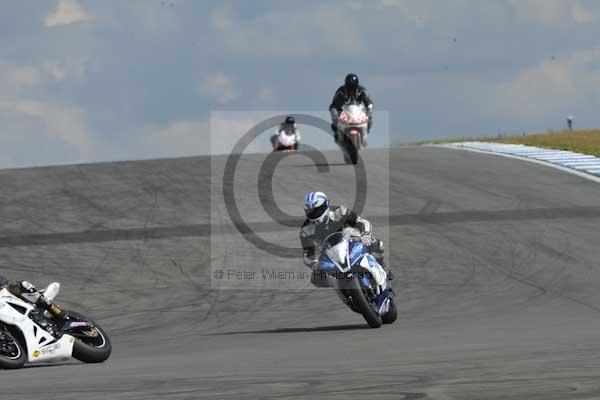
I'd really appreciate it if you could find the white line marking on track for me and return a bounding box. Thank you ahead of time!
[437,143,600,184]
[572,164,600,170]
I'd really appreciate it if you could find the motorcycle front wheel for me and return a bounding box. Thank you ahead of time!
[382,298,398,324]
[347,278,382,328]
[0,327,27,369]
[345,133,360,165]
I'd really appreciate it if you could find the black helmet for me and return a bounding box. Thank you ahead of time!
[285,116,295,125]
[345,73,359,88]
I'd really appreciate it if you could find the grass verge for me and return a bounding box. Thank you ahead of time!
[494,130,600,157]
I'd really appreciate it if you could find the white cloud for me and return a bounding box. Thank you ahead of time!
[486,48,600,120]
[210,4,365,57]
[0,98,94,159]
[148,120,210,156]
[257,87,275,103]
[43,62,66,81]
[5,100,94,154]
[210,113,270,155]
[506,0,595,25]
[44,0,93,27]
[0,59,87,91]
[200,72,240,104]
[43,58,88,81]
[8,65,41,88]
[360,0,596,27]
[0,63,39,92]
[0,63,92,159]
[142,114,277,158]
[0,95,102,167]
[573,3,594,24]
[126,2,180,33]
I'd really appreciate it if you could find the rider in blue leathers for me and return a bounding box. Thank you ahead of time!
[329,73,374,143]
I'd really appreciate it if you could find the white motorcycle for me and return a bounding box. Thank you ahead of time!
[271,129,299,152]
[336,101,369,164]
[0,283,111,369]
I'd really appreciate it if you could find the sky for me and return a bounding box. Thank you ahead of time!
[1,0,600,168]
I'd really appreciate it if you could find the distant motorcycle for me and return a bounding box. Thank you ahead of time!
[0,283,111,369]
[336,101,369,164]
[271,130,299,152]
[318,229,397,328]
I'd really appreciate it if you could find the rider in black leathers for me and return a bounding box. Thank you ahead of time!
[329,73,374,142]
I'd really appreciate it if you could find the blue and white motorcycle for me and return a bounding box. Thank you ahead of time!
[318,230,397,328]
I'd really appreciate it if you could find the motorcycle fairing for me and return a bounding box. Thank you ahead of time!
[359,254,388,289]
[319,254,337,271]
[324,236,351,272]
[349,240,367,266]
[375,289,392,315]
[0,288,74,363]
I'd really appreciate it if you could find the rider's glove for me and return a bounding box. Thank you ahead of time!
[361,233,375,247]
[310,259,320,271]
[303,252,318,268]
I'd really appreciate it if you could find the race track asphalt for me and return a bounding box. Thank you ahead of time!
[1,147,600,399]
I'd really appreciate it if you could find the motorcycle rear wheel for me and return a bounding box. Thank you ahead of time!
[67,311,112,363]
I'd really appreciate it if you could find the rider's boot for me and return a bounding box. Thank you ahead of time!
[376,256,395,281]
[46,303,67,319]
[40,302,69,331]
[310,268,330,288]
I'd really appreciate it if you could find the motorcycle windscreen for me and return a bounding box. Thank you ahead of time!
[324,232,351,272]
[341,103,368,125]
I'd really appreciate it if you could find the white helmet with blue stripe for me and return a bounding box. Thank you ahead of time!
[303,191,329,224]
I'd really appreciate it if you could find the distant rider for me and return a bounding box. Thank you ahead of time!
[299,191,393,287]
[0,275,68,322]
[329,73,374,143]
[272,116,300,150]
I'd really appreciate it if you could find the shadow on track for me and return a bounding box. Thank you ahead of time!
[209,323,368,335]
[22,361,81,369]
[296,162,348,167]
